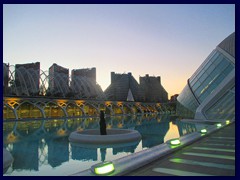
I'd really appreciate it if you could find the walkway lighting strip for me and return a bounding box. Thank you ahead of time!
[91,161,115,175]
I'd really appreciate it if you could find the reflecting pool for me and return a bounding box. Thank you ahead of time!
[3,114,208,176]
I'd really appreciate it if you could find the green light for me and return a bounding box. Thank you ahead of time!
[92,161,115,175]
[226,120,230,124]
[170,139,181,145]
[217,123,222,127]
[200,129,207,133]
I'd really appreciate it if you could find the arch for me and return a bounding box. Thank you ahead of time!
[12,68,30,96]
[25,69,39,95]
[104,104,115,115]
[84,102,99,116]
[16,101,43,119]
[133,104,144,114]
[3,104,18,120]
[44,102,66,118]
[66,102,85,117]
[39,70,49,95]
[48,73,70,97]
[123,103,134,114]
[111,103,124,115]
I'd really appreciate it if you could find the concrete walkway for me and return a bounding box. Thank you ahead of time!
[125,122,235,176]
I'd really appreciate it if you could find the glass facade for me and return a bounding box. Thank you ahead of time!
[189,50,234,104]
[177,32,235,120]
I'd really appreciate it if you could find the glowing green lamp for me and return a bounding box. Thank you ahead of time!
[216,123,222,127]
[169,139,181,145]
[200,129,207,134]
[226,120,230,124]
[91,161,115,175]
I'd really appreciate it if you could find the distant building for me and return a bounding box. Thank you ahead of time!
[177,32,235,120]
[70,67,104,99]
[3,63,10,95]
[139,74,168,103]
[15,62,40,96]
[170,94,179,102]
[48,63,69,96]
[71,67,96,82]
[104,72,145,102]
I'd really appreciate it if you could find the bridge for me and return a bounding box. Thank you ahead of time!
[3,96,176,120]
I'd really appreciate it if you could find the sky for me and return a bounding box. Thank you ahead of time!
[3,4,235,98]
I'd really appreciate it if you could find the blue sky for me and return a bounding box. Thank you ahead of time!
[3,4,235,97]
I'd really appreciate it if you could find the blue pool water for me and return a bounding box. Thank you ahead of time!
[3,114,209,176]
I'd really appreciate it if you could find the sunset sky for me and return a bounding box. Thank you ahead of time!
[3,4,235,98]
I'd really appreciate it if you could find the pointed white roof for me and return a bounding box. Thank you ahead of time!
[127,89,134,101]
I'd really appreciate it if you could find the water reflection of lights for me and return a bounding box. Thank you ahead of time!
[77,127,84,132]
[107,124,112,129]
[6,144,13,152]
[7,132,18,143]
[117,123,123,128]
[57,128,67,136]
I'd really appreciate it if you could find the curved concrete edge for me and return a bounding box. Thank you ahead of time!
[69,129,142,144]
[3,148,14,173]
[70,139,141,149]
[70,120,235,176]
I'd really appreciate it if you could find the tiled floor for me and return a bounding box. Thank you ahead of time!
[125,122,235,176]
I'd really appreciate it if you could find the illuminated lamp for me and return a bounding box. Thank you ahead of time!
[226,120,230,124]
[216,123,222,127]
[91,161,115,175]
[169,138,181,146]
[200,129,207,134]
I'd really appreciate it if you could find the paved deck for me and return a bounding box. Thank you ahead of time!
[125,122,235,176]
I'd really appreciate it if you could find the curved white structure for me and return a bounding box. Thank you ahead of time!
[3,148,13,173]
[69,129,141,144]
[177,32,235,120]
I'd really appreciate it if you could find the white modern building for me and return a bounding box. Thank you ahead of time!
[177,32,235,120]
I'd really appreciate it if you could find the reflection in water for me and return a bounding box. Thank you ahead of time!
[3,114,200,176]
[112,141,139,155]
[12,140,39,171]
[176,120,198,136]
[164,122,179,142]
[100,148,106,162]
[46,137,69,168]
[71,144,97,161]
[135,121,170,148]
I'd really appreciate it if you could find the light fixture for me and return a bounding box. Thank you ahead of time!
[169,138,181,145]
[226,120,230,124]
[217,123,222,127]
[200,129,207,134]
[91,161,115,175]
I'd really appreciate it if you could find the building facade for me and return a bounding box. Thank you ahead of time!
[70,67,104,99]
[48,63,69,96]
[177,32,235,120]
[14,62,40,96]
[3,63,10,95]
[139,74,168,103]
[104,72,145,102]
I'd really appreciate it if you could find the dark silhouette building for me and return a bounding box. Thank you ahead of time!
[3,63,10,95]
[48,63,69,96]
[104,72,145,102]
[104,72,168,103]
[15,62,40,96]
[139,74,168,102]
[70,67,104,99]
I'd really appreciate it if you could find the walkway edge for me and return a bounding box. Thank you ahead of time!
[70,120,234,176]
